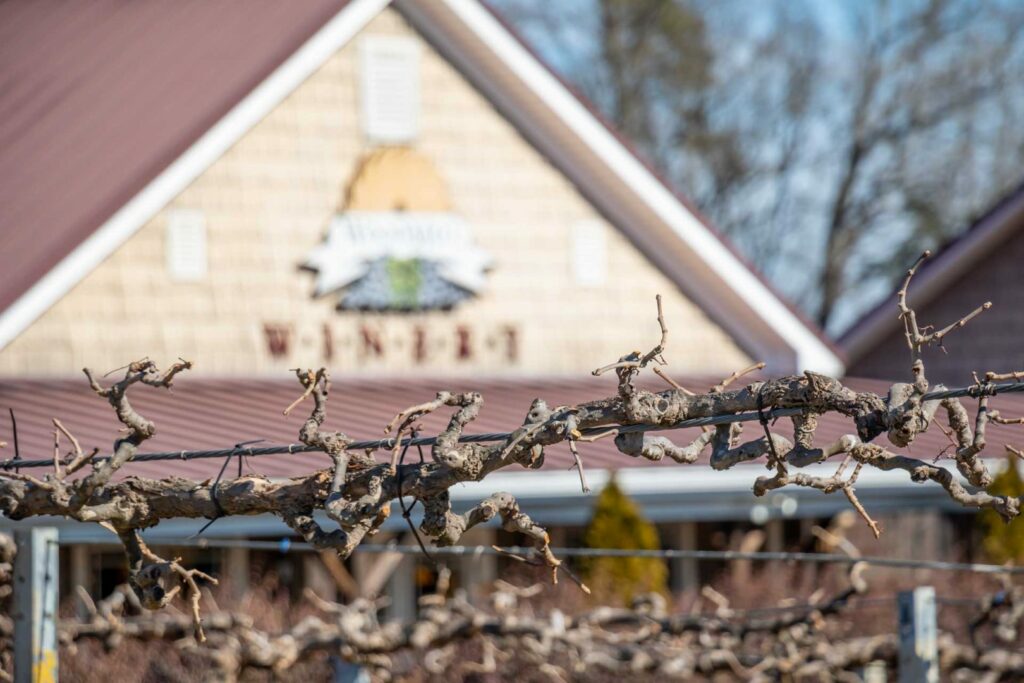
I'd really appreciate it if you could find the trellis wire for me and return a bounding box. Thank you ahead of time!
[4,380,1023,471]
[63,536,1024,575]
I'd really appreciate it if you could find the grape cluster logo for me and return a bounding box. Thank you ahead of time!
[305,148,492,311]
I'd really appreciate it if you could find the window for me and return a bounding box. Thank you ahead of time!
[360,36,420,143]
[165,209,207,281]
[571,220,607,286]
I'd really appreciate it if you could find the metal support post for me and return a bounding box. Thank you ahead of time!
[898,586,937,683]
[13,527,59,683]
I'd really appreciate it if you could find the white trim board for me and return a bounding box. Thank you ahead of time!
[446,461,966,503]
[0,0,391,351]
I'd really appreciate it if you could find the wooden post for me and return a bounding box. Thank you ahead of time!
[385,554,417,622]
[222,545,251,600]
[317,550,361,601]
[68,544,91,619]
[303,552,338,602]
[352,533,413,600]
[765,518,784,580]
[670,522,699,593]
[457,528,497,602]
[765,518,784,552]
[68,544,90,593]
[898,586,938,683]
[13,527,59,683]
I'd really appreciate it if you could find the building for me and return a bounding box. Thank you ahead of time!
[1,0,1005,613]
[836,181,1024,579]
[0,0,843,377]
[841,181,1024,384]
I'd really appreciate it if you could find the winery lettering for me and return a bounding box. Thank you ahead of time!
[262,320,519,365]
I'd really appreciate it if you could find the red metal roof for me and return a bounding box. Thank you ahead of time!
[0,374,1019,482]
[0,0,348,313]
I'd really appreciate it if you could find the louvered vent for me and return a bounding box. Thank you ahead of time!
[360,36,421,143]
[165,209,207,281]
[571,220,608,286]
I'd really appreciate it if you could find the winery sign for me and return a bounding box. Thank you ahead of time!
[304,148,492,311]
[304,211,492,311]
